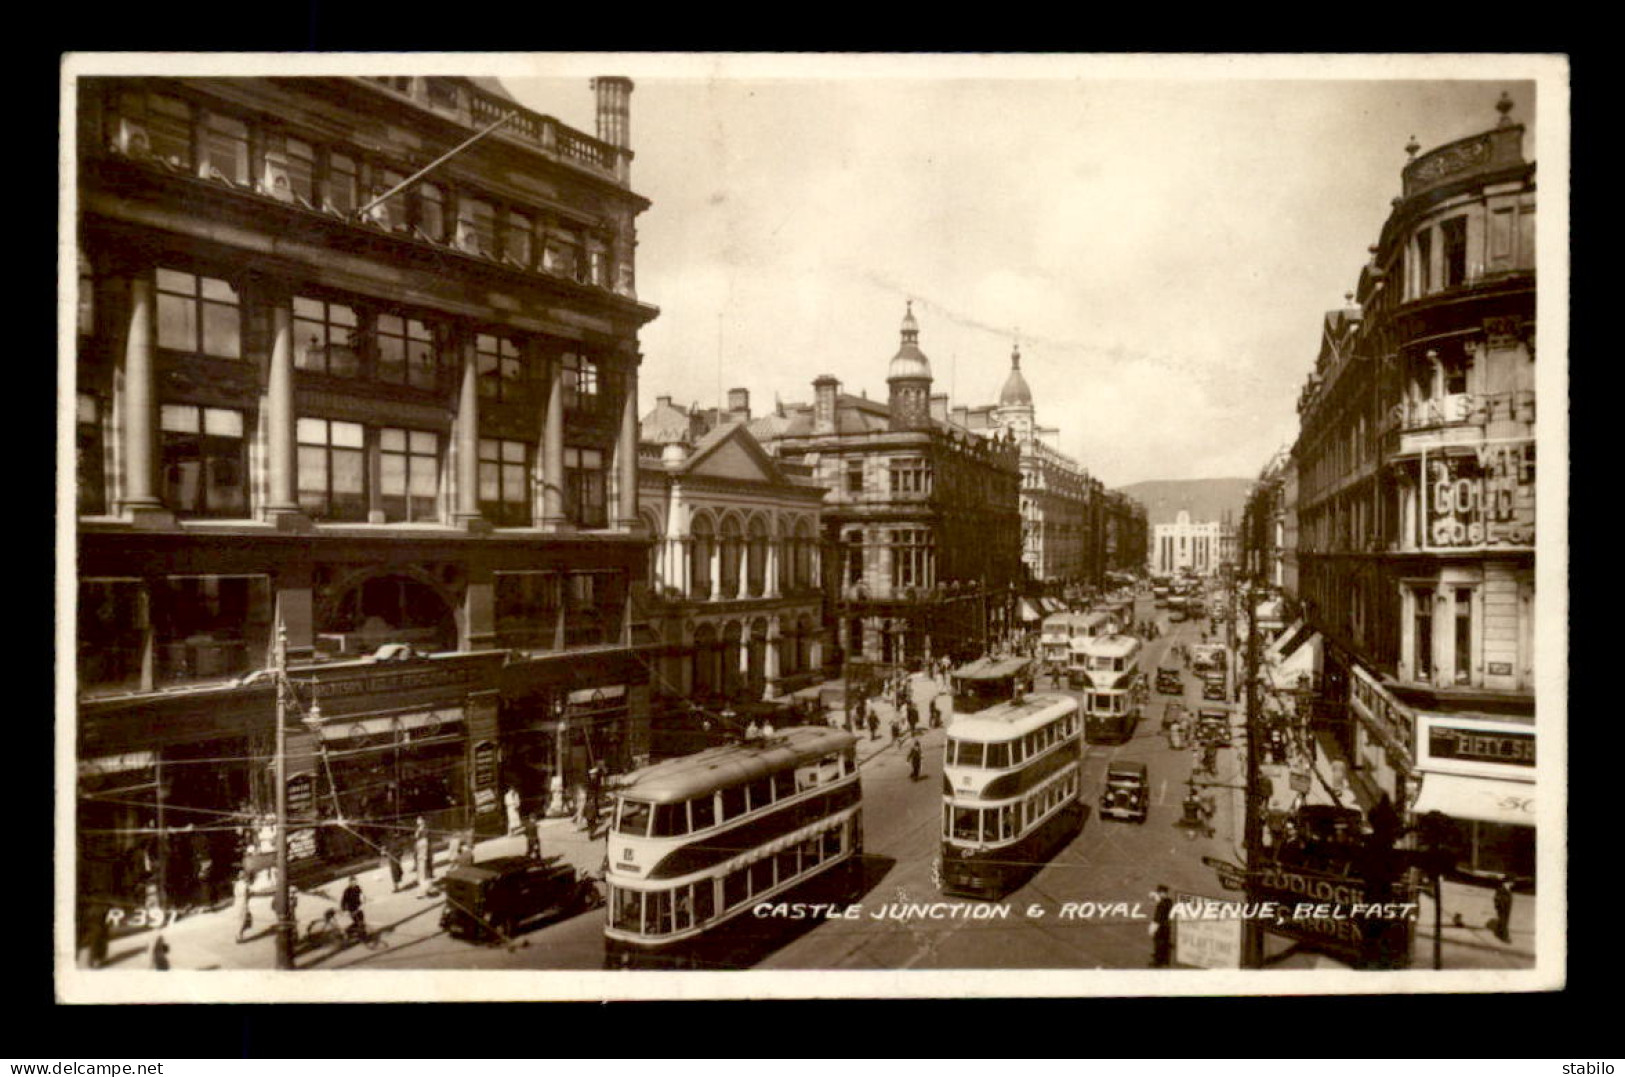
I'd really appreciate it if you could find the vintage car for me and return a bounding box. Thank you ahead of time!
[1201,673,1228,701]
[1155,667,1183,695]
[1100,760,1149,823]
[440,856,602,943]
[1196,708,1232,747]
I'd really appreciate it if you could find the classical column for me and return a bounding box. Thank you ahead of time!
[119,275,163,518]
[264,301,301,521]
[452,334,482,527]
[617,364,640,528]
[542,353,567,529]
[766,538,781,599]
[736,543,749,600]
[709,543,721,601]
[763,617,781,700]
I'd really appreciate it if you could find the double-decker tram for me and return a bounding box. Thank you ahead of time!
[939,693,1084,898]
[1069,633,1144,744]
[948,656,1035,716]
[603,726,862,967]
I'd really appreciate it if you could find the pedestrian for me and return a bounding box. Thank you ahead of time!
[584,785,601,836]
[233,869,253,941]
[889,717,901,746]
[413,817,433,888]
[1494,878,1515,943]
[746,719,762,741]
[931,693,946,729]
[383,840,403,892]
[908,739,922,781]
[525,813,542,859]
[340,875,365,936]
[867,710,879,741]
[1149,885,1173,968]
[150,933,170,970]
[906,700,919,734]
[762,718,776,738]
[505,786,523,836]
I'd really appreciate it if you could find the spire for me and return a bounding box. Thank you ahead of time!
[998,340,1033,408]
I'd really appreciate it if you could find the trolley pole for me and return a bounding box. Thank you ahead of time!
[273,622,294,970]
[1240,578,1265,969]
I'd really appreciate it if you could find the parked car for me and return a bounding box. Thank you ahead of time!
[440,856,602,943]
[1202,674,1227,701]
[1156,667,1183,695]
[1100,760,1149,823]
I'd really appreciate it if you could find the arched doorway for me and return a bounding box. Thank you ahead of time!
[722,621,744,699]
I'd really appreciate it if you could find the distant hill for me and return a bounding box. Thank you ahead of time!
[1114,478,1253,527]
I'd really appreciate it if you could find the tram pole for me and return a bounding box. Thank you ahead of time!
[1240,577,1265,969]
[273,622,294,970]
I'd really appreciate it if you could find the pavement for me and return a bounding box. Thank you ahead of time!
[79,670,951,972]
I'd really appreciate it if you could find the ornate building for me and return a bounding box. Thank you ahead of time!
[1290,93,1537,879]
[74,74,659,908]
[752,305,1024,669]
[638,398,828,753]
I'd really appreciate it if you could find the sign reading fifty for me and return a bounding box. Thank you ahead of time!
[1428,726,1535,767]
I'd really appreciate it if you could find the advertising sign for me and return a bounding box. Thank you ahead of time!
[1254,860,1414,968]
[1422,440,1534,551]
[1174,891,1242,969]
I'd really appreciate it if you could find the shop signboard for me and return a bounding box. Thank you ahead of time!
[286,772,315,819]
[1421,440,1534,552]
[1428,725,1534,768]
[287,826,318,862]
[1350,666,1415,759]
[1254,860,1413,968]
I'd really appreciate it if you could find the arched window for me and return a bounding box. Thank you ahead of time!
[690,515,715,599]
[722,621,744,697]
[747,516,769,597]
[720,516,744,598]
[794,519,816,589]
[692,623,718,696]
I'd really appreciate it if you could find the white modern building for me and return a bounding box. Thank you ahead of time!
[1150,510,1223,577]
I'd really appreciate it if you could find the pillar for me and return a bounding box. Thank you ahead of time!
[542,353,567,529]
[264,301,301,521]
[766,538,781,598]
[617,364,640,528]
[763,617,781,700]
[709,543,721,601]
[453,335,482,527]
[119,275,166,523]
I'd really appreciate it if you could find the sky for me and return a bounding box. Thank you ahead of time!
[491,55,1557,488]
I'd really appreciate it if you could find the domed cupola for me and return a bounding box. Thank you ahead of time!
[999,343,1033,407]
[887,300,933,431]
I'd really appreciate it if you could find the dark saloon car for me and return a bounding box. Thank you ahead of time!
[440,856,602,943]
[1100,761,1150,823]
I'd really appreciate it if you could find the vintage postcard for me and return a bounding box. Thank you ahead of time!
[56,51,1568,1002]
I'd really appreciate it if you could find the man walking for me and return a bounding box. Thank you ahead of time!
[908,739,923,781]
[1149,885,1174,968]
[340,875,365,937]
[1494,878,1515,943]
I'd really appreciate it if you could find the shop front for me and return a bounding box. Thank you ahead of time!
[1346,665,1419,813]
[1411,711,1536,880]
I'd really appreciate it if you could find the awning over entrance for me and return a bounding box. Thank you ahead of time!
[1267,632,1322,690]
[1412,771,1536,829]
[1019,598,1044,623]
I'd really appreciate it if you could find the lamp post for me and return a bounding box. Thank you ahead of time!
[272,622,294,970]
[1240,576,1265,969]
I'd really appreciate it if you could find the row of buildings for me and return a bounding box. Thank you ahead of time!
[1240,93,1539,886]
[68,73,1146,909]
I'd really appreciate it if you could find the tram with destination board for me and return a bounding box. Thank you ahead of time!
[939,693,1084,898]
[1069,633,1144,744]
[948,656,1035,715]
[603,726,862,967]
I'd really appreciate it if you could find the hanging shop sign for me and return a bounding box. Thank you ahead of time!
[1421,440,1535,552]
[287,826,318,862]
[286,772,316,819]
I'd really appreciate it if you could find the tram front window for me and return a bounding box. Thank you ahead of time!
[986,742,1009,769]
[617,799,653,837]
[652,802,687,838]
[953,807,980,841]
[611,886,643,933]
[950,740,984,767]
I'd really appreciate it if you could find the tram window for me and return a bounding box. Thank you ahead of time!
[777,847,799,882]
[1010,739,1025,765]
[648,889,671,936]
[747,778,773,811]
[721,784,747,821]
[750,858,774,895]
[986,742,1009,769]
[652,802,687,838]
[1004,804,1017,839]
[618,799,652,838]
[958,741,984,768]
[690,793,716,832]
[611,886,642,933]
[724,869,748,909]
[773,771,797,800]
[953,807,979,841]
[803,836,822,868]
[692,881,715,924]
[822,827,842,858]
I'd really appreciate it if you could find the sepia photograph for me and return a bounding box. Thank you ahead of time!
[56,51,1567,1003]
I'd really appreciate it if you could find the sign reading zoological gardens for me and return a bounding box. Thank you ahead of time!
[1253,860,1415,968]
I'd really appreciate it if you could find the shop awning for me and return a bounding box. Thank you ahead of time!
[1019,598,1044,623]
[1412,771,1536,829]
[1267,632,1321,690]
[1263,619,1307,665]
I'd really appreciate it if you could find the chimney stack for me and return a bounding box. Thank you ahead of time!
[727,387,751,422]
[656,394,672,409]
[591,76,634,150]
[813,375,840,435]
[951,405,970,428]
[929,393,949,423]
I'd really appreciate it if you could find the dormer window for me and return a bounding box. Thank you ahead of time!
[200,113,249,185]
